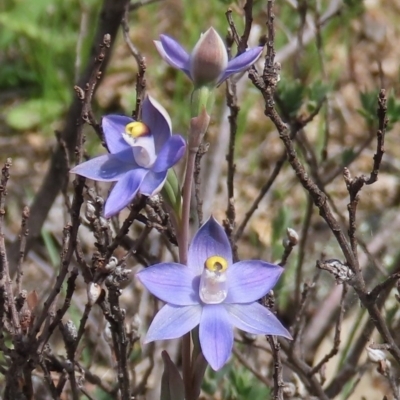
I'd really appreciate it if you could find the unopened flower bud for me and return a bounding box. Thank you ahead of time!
[190,27,228,87]
[286,228,299,246]
[317,259,354,283]
[105,256,118,272]
[63,320,78,343]
[282,382,296,397]
[87,282,101,306]
[15,290,27,311]
[366,345,386,363]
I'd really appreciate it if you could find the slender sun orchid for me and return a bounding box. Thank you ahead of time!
[154,27,263,87]
[71,96,186,218]
[137,217,292,371]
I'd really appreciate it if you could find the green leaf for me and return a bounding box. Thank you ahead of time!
[41,229,59,267]
[341,148,356,165]
[161,169,182,220]
[386,90,400,130]
[277,78,305,118]
[306,81,330,112]
[160,351,185,400]
[358,90,379,128]
[272,205,291,244]
[5,98,64,131]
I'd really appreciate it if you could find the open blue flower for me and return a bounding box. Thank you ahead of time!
[137,217,291,370]
[154,27,263,87]
[71,96,186,217]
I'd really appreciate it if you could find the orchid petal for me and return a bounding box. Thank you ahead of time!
[70,152,137,182]
[188,216,233,274]
[152,135,186,173]
[226,303,292,339]
[137,263,200,305]
[200,304,233,370]
[145,304,202,343]
[225,261,283,304]
[139,170,167,196]
[102,115,133,154]
[104,168,147,217]
[142,96,172,153]
[155,35,191,77]
[218,46,263,84]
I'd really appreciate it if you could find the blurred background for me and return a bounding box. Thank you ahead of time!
[1,0,400,398]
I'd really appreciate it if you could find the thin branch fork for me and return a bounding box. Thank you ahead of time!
[253,0,400,375]
[308,284,347,376]
[344,89,387,255]
[270,104,400,365]
[0,159,22,339]
[8,0,132,277]
[121,2,147,119]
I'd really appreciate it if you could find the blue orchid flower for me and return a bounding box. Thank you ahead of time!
[137,217,292,371]
[71,96,186,218]
[154,27,263,87]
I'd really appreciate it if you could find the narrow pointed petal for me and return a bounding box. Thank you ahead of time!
[104,168,147,217]
[218,46,263,84]
[102,115,133,154]
[152,135,186,173]
[139,170,167,196]
[199,304,233,370]
[188,216,232,274]
[142,96,172,153]
[145,304,202,343]
[137,263,200,305]
[70,153,137,182]
[155,35,191,77]
[226,303,292,339]
[225,261,283,304]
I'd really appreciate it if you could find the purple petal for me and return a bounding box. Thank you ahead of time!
[102,115,133,154]
[154,35,191,78]
[70,152,137,182]
[226,303,292,339]
[200,304,233,370]
[145,304,202,342]
[152,135,186,173]
[142,96,172,153]
[139,170,167,196]
[188,216,233,275]
[137,263,200,305]
[104,168,147,217]
[218,46,263,84]
[225,261,283,304]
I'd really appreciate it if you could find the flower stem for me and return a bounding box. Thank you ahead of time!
[180,145,197,263]
[179,109,210,400]
[180,145,197,400]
